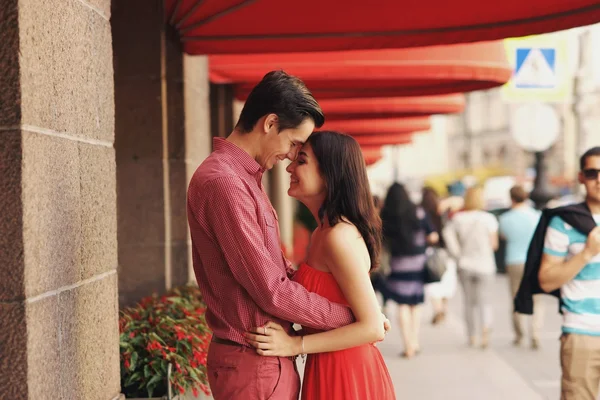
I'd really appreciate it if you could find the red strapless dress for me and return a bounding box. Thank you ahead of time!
[293,263,396,400]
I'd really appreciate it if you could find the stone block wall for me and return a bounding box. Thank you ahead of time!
[0,0,120,399]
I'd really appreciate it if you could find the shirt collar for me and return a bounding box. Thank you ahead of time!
[213,137,264,176]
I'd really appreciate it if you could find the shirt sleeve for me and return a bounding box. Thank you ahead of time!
[486,213,499,233]
[421,210,435,235]
[498,214,507,237]
[544,216,569,257]
[203,176,354,330]
[282,252,297,279]
[442,220,461,260]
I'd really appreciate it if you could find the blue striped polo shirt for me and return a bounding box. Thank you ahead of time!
[544,215,600,336]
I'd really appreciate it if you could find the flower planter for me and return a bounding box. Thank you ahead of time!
[127,389,212,400]
[128,398,166,400]
[119,286,211,400]
[174,391,213,400]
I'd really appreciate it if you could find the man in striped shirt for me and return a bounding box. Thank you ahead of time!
[540,146,600,400]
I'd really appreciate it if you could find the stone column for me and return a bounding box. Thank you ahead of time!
[0,0,120,399]
[184,55,212,283]
[113,0,207,306]
[210,83,234,139]
[233,99,245,125]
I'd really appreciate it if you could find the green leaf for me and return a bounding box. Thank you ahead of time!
[125,371,142,387]
[130,352,139,371]
[147,374,163,387]
[150,332,166,345]
[160,360,168,374]
[146,374,164,398]
[144,364,152,378]
[187,367,199,380]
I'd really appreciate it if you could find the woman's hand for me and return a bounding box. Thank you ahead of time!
[245,321,302,357]
[381,313,391,339]
[427,232,440,245]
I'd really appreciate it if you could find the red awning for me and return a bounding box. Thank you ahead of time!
[319,95,465,120]
[360,146,383,166]
[321,117,430,135]
[365,155,383,166]
[354,133,413,146]
[361,146,382,158]
[165,0,600,54]
[211,42,511,98]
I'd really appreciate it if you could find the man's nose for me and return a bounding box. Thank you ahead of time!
[287,147,299,161]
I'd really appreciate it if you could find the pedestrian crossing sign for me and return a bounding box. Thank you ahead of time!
[501,33,573,103]
[514,48,556,89]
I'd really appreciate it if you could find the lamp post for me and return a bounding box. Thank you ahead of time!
[529,151,558,209]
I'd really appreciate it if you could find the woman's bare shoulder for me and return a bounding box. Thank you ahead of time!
[320,223,368,265]
[320,221,362,243]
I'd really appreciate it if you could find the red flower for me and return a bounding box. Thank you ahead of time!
[193,351,203,363]
[129,332,135,338]
[176,383,185,394]
[124,359,130,369]
[146,340,163,352]
[200,383,210,396]
[192,387,199,397]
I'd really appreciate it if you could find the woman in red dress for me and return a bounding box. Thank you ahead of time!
[245,131,396,400]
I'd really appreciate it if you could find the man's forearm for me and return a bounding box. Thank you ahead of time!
[261,288,354,330]
[539,250,594,292]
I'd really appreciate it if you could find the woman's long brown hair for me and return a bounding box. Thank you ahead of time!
[308,131,382,271]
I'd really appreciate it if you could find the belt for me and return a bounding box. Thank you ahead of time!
[211,336,297,362]
[212,336,249,348]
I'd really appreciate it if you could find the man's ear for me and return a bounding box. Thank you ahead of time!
[578,171,585,185]
[263,114,279,134]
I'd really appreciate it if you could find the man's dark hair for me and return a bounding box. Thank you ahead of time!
[580,147,600,170]
[510,185,529,203]
[235,70,325,133]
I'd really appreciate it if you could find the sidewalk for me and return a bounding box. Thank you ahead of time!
[377,274,563,400]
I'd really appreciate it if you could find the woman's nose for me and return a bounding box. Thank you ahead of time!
[286,162,294,173]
